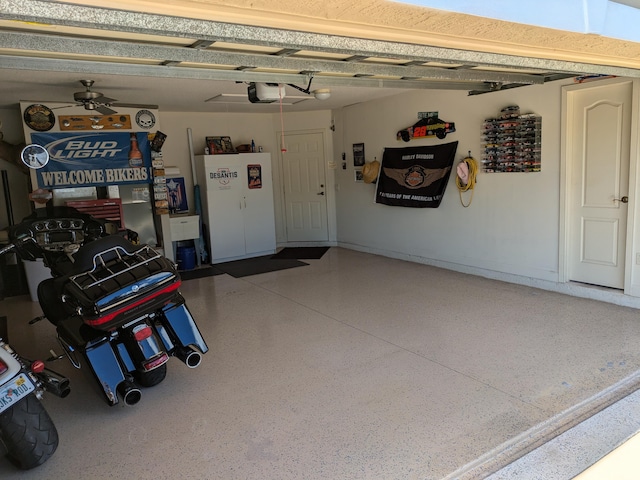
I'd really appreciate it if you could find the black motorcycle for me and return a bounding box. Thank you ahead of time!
[0,243,70,469]
[8,206,208,407]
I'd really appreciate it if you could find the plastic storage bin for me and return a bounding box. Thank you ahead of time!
[176,245,196,271]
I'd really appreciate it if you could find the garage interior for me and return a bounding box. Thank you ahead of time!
[3,0,640,478]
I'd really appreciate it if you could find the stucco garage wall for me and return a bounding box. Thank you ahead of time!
[332,79,571,282]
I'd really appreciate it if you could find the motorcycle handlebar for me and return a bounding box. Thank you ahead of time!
[0,234,37,257]
[0,243,16,256]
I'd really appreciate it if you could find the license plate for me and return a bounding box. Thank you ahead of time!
[0,374,36,414]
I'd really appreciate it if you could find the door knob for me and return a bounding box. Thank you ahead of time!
[614,196,629,204]
[317,191,325,196]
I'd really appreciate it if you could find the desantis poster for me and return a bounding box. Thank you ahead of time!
[30,132,152,189]
[375,142,458,208]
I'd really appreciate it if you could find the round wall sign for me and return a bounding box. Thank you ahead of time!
[23,104,55,131]
[135,109,156,129]
[21,144,50,169]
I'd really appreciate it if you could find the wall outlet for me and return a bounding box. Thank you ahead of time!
[636,253,640,265]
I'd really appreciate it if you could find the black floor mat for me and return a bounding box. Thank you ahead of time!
[271,246,330,260]
[215,255,308,278]
[179,265,223,281]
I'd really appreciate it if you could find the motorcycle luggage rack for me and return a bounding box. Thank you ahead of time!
[66,243,179,331]
[69,245,166,292]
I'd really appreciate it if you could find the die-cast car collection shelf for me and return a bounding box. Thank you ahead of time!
[482,106,542,173]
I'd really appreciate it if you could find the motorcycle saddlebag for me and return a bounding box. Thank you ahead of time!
[65,243,181,331]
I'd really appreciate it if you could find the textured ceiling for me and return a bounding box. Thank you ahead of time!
[1,0,639,114]
[57,0,640,67]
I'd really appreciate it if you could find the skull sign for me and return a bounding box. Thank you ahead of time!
[135,110,156,129]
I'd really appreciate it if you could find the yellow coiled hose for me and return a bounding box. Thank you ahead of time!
[456,155,478,207]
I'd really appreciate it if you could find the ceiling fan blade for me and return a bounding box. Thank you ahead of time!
[96,105,117,115]
[50,104,78,110]
[94,95,118,104]
[112,102,159,110]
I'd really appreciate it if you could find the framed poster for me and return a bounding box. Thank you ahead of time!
[353,143,365,166]
[247,164,262,189]
[206,136,236,154]
[166,177,188,213]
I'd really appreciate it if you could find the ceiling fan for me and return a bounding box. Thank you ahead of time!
[64,80,158,115]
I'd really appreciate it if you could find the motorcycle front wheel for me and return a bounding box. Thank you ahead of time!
[134,363,167,387]
[0,395,58,469]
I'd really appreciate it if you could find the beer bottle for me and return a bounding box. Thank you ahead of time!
[129,133,143,167]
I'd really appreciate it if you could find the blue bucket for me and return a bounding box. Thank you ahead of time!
[176,245,196,271]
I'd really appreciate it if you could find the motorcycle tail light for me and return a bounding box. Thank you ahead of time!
[0,359,7,375]
[133,325,153,342]
[142,352,169,371]
[84,280,181,328]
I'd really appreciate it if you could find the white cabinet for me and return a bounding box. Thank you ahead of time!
[195,153,276,263]
[169,215,201,267]
[169,215,199,241]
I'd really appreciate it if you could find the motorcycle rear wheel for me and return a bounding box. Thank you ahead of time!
[0,395,58,470]
[134,363,167,387]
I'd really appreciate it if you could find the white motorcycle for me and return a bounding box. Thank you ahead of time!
[0,245,70,469]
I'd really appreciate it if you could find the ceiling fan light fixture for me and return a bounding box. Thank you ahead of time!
[313,89,331,101]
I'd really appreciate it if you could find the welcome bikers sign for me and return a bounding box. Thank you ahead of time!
[30,132,152,189]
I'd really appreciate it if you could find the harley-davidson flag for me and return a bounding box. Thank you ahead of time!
[375,142,458,208]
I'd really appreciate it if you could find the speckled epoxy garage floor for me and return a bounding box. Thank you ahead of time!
[2,247,640,479]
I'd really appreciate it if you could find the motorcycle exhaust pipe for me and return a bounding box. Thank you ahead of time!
[117,381,142,406]
[175,347,202,369]
[36,367,71,398]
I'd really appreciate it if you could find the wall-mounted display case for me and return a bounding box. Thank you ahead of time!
[482,106,541,173]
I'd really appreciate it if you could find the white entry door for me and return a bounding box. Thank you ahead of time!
[567,80,632,288]
[281,132,329,242]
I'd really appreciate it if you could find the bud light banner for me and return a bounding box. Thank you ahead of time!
[375,142,458,208]
[30,132,152,189]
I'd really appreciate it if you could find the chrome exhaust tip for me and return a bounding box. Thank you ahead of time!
[37,367,71,398]
[117,381,142,406]
[175,347,202,369]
